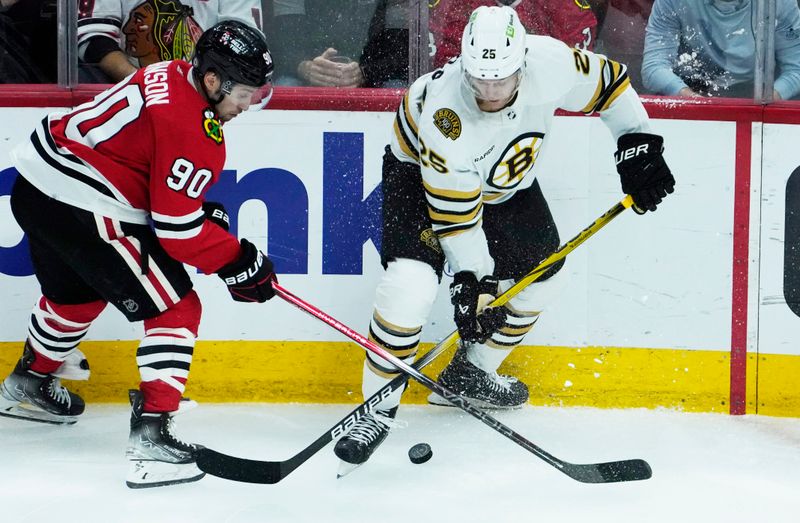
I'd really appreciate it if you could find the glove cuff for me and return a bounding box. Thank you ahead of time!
[203,201,230,231]
[478,275,500,296]
[217,239,256,279]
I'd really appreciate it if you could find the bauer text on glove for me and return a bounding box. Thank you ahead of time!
[217,239,276,302]
[615,132,675,214]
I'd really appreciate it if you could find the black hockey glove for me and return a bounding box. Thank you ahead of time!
[615,133,675,214]
[203,201,230,231]
[450,271,507,344]
[217,239,276,303]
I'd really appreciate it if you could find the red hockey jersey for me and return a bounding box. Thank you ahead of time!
[430,0,598,68]
[11,60,241,274]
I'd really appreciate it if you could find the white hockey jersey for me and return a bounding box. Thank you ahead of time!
[77,0,261,67]
[390,35,651,278]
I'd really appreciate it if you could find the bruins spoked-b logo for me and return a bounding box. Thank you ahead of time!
[433,108,462,140]
[487,132,544,190]
[203,109,223,144]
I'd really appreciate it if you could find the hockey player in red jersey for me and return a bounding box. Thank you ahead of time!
[0,20,276,489]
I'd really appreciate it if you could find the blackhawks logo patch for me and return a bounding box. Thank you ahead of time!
[433,108,461,140]
[420,228,442,254]
[203,109,223,144]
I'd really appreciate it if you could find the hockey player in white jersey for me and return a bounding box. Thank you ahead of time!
[334,5,675,471]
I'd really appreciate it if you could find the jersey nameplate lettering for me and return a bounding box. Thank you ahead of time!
[143,61,171,107]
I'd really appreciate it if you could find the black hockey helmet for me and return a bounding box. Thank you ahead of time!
[192,20,273,99]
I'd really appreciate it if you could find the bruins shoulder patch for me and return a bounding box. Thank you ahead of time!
[203,109,224,144]
[433,108,461,140]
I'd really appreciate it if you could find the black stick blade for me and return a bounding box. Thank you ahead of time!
[565,459,652,484]
[196,448,282,484]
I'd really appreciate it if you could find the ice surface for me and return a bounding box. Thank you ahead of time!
[1,404,798,523]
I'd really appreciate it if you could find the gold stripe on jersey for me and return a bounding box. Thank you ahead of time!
[422,180,481,202]
[393,93,420,161]
[402,91,419,137]
[424,177,482,235]
[394,115,419,161]
[482,191,506,202]
[435,218,483,238]
[580,57,630,114]
[427,201,482,225]
[597,76,631,112]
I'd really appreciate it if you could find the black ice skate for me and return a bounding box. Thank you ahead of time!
[126,390,205,489]
[0,342,85,425]
[428,343,529,409]
[334,406,399,478]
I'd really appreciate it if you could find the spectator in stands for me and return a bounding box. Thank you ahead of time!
[0,0,56,83]
[642,0,800,99]
[359,0,411,88]
[359,0,445,88]
[588,0,652,34]
[77,0,262,83]
[267,0,379,87]
[430,0,598,69]
[589,0,653,91]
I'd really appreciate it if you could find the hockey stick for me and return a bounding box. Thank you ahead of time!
[197,196,649,484]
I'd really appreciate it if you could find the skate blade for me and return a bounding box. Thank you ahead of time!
[126,460,205,489]
[336,460,362,479]
[0,402,78,425]
[426,391,525,410]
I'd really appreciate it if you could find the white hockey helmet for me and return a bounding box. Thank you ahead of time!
[461,5,526,79]
[460,6,526,103]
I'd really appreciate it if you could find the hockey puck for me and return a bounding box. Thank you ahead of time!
[408,443,433,464]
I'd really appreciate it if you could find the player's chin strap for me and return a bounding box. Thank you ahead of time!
[204,84,225,106]
[196,72,229,106]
